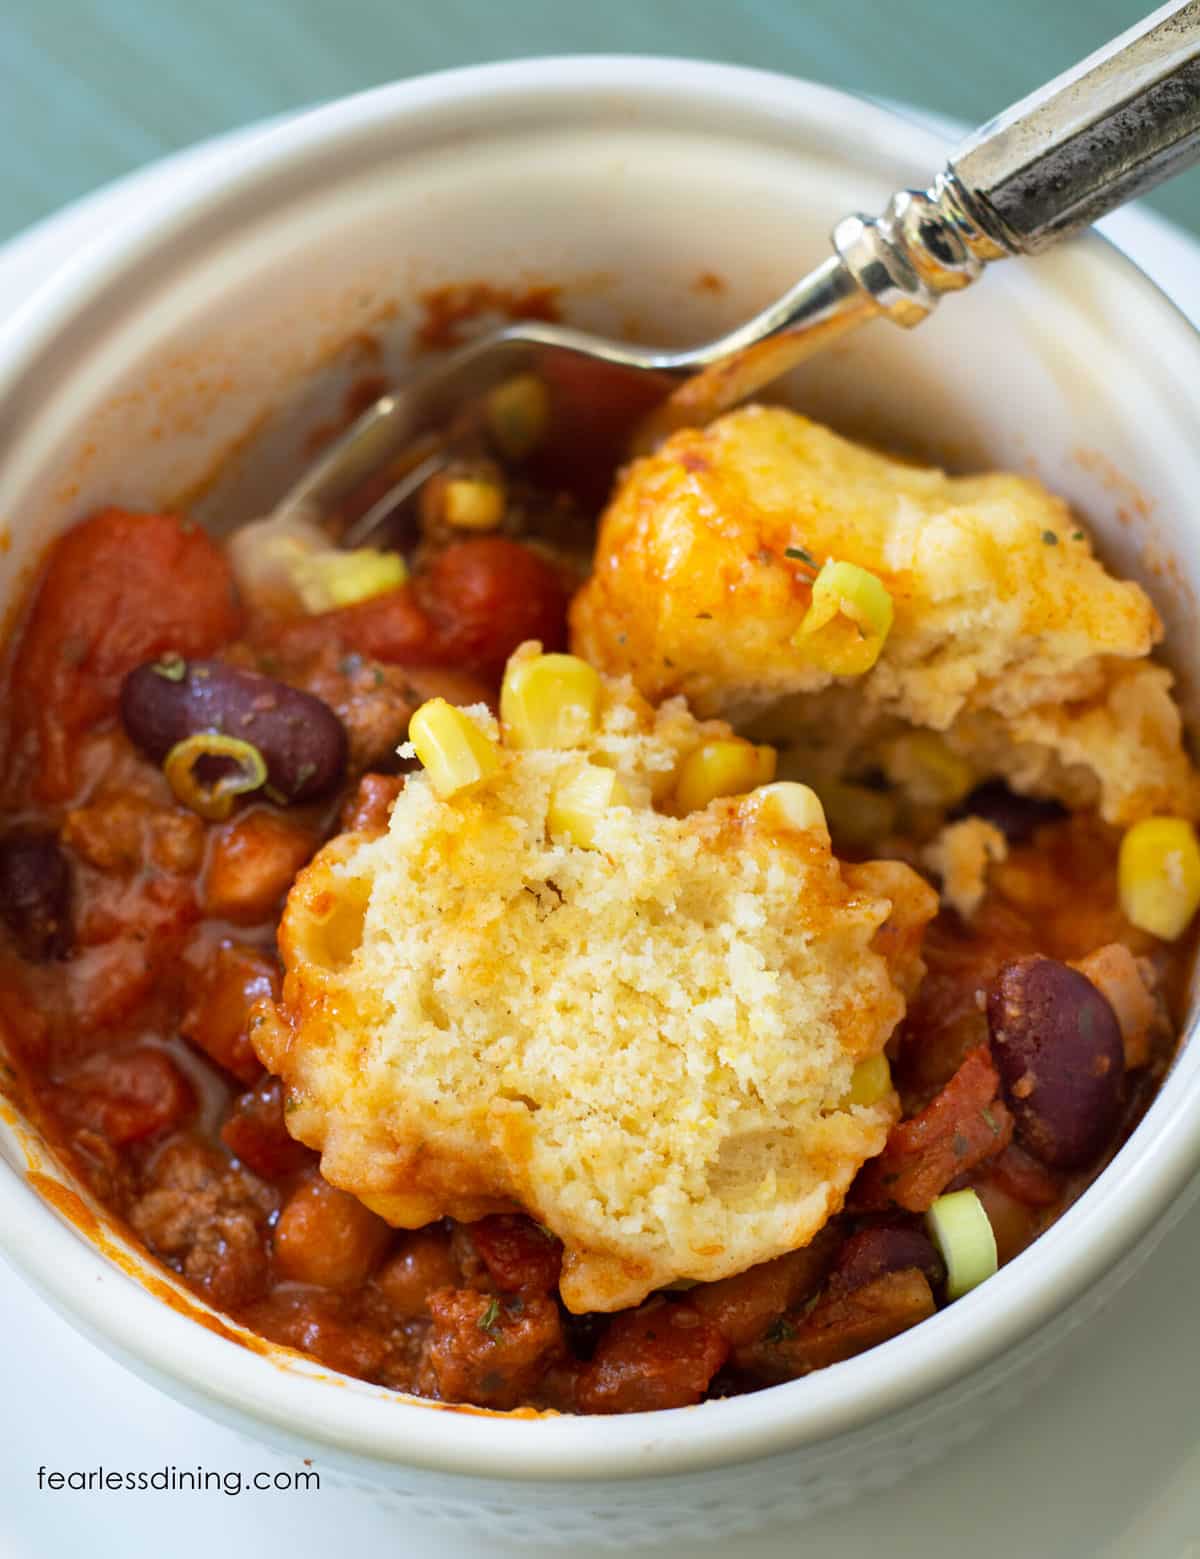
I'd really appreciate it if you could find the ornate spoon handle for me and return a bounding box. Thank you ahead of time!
[662,1,1200,422]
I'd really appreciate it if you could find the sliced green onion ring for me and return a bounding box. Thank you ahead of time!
[163,732,269,821]
[924,1188,998,1301]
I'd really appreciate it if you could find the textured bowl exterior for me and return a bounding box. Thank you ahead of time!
[2,58,1200,1545]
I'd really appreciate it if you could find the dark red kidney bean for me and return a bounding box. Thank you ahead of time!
[0,831,72,961]
[120,658,347,803]
[833,1226,945,1294]
[987,955,1124,1170]
[954,781,1067,844]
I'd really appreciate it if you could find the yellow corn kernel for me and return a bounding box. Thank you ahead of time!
[500,653,601,750]
[1118,817,1200,940]
[842,1053,892,1109]
[409,699,500,797]
[486,373,551,460]
[882,731,976,807]
[754,781,827,834]
[793,559,894,675]
[548,761,630,848]
[443,477,507,531]
[293,546,407,612]
[819,780,898,848]
[674,739,777,815]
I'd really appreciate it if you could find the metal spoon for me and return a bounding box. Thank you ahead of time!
[206,1,1200,543]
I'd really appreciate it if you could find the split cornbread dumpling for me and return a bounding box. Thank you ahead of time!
[254,644,937,1312]
[570,406,1200,826]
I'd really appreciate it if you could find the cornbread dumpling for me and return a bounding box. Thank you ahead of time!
[570,406,1200,825]
[923,817,1008,920]
[255,645,937,1312]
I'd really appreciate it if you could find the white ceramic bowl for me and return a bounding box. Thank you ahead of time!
[2,57,1200,1549]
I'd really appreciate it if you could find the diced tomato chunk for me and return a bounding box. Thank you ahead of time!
[9,509,241,800]
[240,1289,391,1380]
[63,792,205,877]
[70,873,199,1030]
[689,1239,835,1348]
[269,538,567,677]
[576,1301,729,1414]
[970,1176,1042,1266]
[339,773,406,835]
[897,900,1037,1093]
[75,867,197,951]
[203,811,316,925]
[736,1270,936,1381]
[419,538,568,672]
[273,584,437,666]
[468,1214,563,1294]
[181,943,279,1084]
[855,1046,1013,1213]
[220,1076,314,1179]
[0,978,50,1065]
[55,1048,195,1145]
[988,1142,1061,1208]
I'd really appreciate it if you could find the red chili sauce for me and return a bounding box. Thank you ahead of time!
[0,413,1190,1416]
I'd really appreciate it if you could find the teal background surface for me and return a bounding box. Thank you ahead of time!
[2,0,1199,243]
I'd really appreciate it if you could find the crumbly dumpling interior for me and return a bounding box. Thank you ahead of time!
[255,652,936,1312]
[570,406,1200,825]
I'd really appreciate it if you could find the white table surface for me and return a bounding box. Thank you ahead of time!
[2,129,1200,1559]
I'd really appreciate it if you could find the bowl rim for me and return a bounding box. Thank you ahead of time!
[3,53,1200,1485]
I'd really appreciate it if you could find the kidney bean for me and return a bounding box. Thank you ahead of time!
[120,659,346,803]
[987,955,1125,1169]
[832,1225,945,1295]
[0,831,72,961]
[954,781,1066,845]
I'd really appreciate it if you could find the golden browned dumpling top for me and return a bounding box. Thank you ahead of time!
[254,645,936,1312]
[570,406,1199,826]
